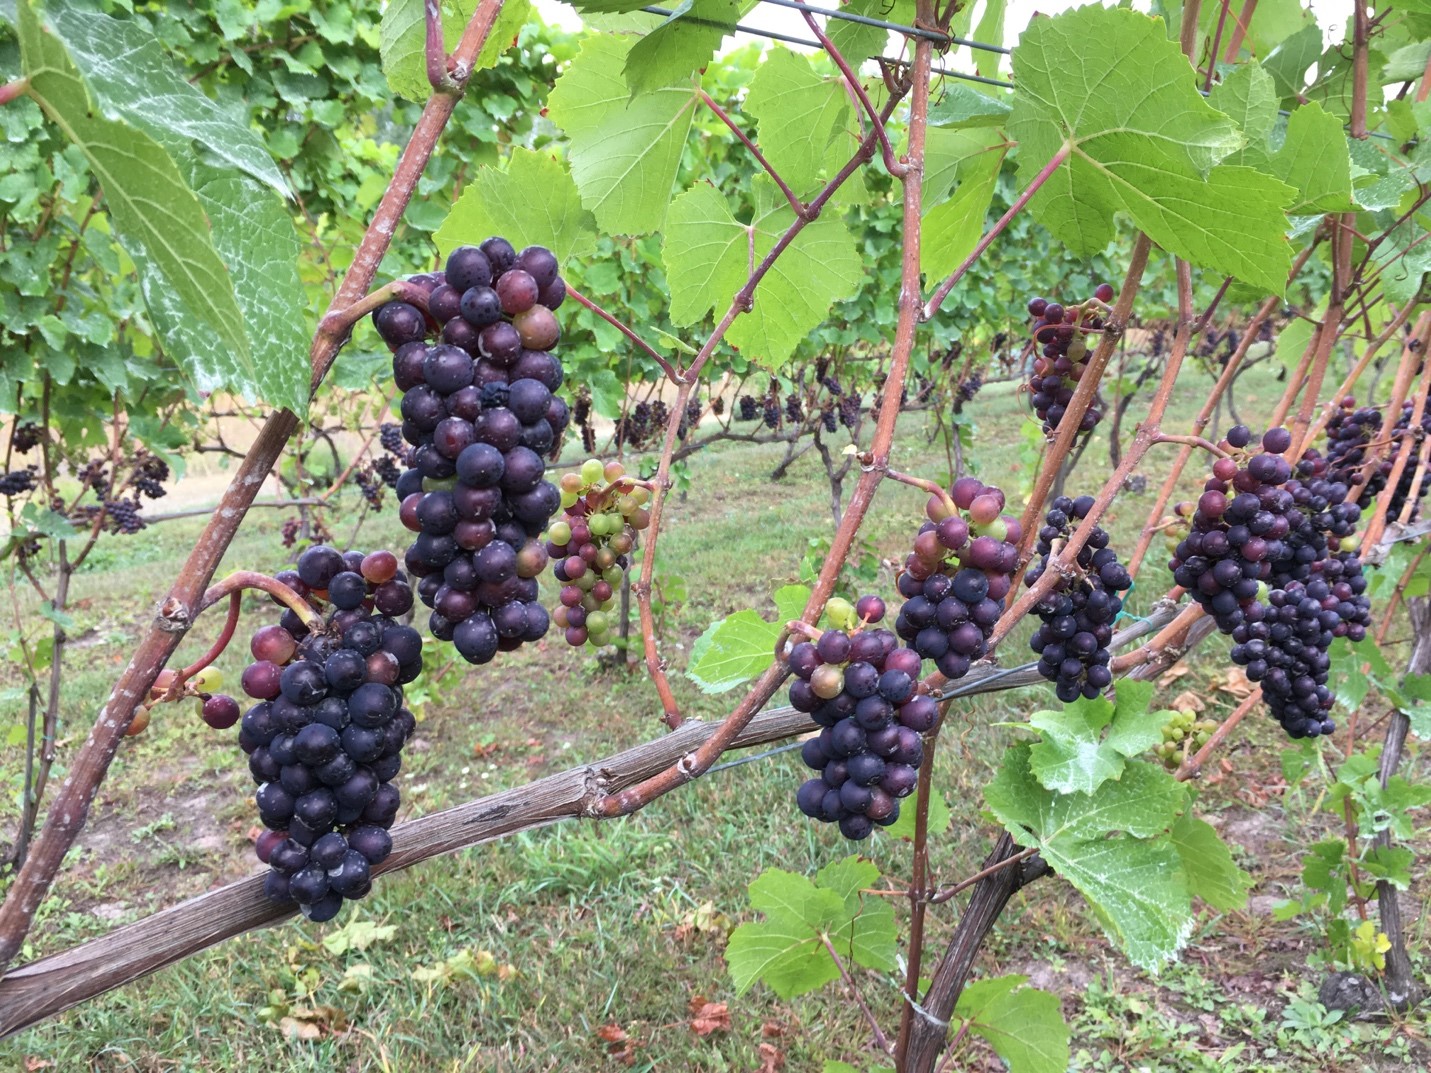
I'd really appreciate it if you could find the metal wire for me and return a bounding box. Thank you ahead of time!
[756,0,950,46]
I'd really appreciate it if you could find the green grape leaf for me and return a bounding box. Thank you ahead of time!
[919,144,1004,281]
[985,746,1193,969]
[881,786,952,840]
[687,584,809,692]
[1208,62,1278,154]
[922,126,1005,208]
[928,83,1012,129]
[815,856,897,971]
[547,34,700,235]
[971,0,1008,82]
[1027,680,1170,796]
[435,148,597,265]
[15,0,255,399]
[954,975,1070,1073]
[624,0,754,96]
[1372,213,1431,304]
[1263,24,1323,101]
[746,47,851,197]
[727,858,894,998]
[1360,845,1414,888]
[1269,104,1355,215]
[380,0,533,102]
[1169,811,1252,910]
[1009,6,1294,294]
[37,5,287,194]
[828,0,911,62]
[663,179,861,366]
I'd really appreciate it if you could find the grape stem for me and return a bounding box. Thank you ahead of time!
[698,89,808,220]
[785,620,823,642]
[0,78,29,106]
[316,280,433,350]
[1151,433,1229,457]
[883,467,957,515]
[174,592,242,687]
[424,0,456,93]
[0,0,517,974]
[564,284,679,382]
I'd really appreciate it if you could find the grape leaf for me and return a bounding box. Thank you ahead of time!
[919,144,1004,281]
[15,0,253,398]
[928,83,1012,129]
[624,0,755,97]
[954,975,1070,1073]
[746,47,852,197]
[37,4,287,195]
[828,0,911,62]
[1169,811,1252,911]
[1269,104,1355,214]
[434,148,597,265]
[1208,63,1279,152]
[727,858,894,998]
[1360,845,1414,888]
[1009,6,1294,294]
[663,178,861,366]
[687,584,809,692]
[547,34,700,236]
[922,126,1005,208]
[1027,680,1170,796]
[1263,24,1323,101]
[1371,212,1431,304]
[380,0,533,102]
[985,746,1193,969]
[971,0,1007,82]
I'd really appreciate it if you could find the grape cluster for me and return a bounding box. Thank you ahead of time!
[1326,398,1431,521]
[893,478,1022,683]
[1170,425,1372,736]
[546,458,651,648]
[1025,496,1131,702]
[955,373,983,405]
[237,545,419,922]
[10,422,41,454]
[103,498,145,534]
[738,395,757,421]
[1152,709,1219,770]
[1025,283,1114,435]
[616,401,654,449]
[838,394,861,430]
[0,467,37,497]
[791,598,936,840]
[372,237,568,664]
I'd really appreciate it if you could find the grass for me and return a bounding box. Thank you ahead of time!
[1,362,1428,1071]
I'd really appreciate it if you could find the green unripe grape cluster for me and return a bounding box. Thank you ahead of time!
[1152,709,1220,769]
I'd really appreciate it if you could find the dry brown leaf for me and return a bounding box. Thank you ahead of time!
[1172,690,1205,712]
[1215,667,1254,698]
[279,1017,323,1041]
[596,1024,628,1045]
[24,1058,54,1071]
[688,1000,730,1037]
[761,1021,785,1039]
[1158,665,1191,688]
[755,1042,785,1072]
[596,1022,639,1065]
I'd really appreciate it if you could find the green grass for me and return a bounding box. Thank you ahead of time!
[1,363,1428,1071]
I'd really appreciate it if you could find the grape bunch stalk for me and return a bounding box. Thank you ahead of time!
[789,597,939,841]
[1025,283,1114,436]
[234,545,421,922]
[372,236,569,664]
[546,458,652,648]
[1025,495,1132,702]
[894,477,1022,683]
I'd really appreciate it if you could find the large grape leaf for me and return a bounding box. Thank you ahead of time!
[1169,811,1253,911]
[663,179,862,366]
[624,0,755,96]
[14,0,253,398]
[1027,680,1170,796]
[37,5,286,194]
[380,0,533,102]
[971,0,1008,81]
[726,858,895,999]
[922,126,1006,208]
[1208,63,1279,151]
[954,975,1069,1073]
[434,148,597,265]
[827,0,911,62]
[745,47,852,197]
[547,33,699,235]
[687,584,810,692]
[928,84,1013,130]
[21,0,309,411]
[985,745,1194,969]
[1008,6,1295,294]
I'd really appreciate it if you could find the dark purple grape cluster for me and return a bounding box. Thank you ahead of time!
[1171,425,1372,737]
[1025,283,1114,436]
[894,477,1021,682]
[237,545,417,922]
[372,237,568,664]
[10,422,41,454]
[737,395,757,421]
[955,372,983,404]
[1025,496,1130,703]
[820,407,837,433]
[0,466,37,497]
[762,396,781,429]
[102,498,145,534]
[1326,397,1431,521]
[838,394,861,429]
[790,600,936,841]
